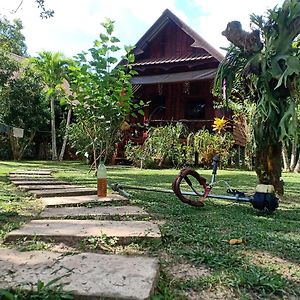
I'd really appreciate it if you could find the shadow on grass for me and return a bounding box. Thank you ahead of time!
[0,175,9,183]
[173,255,300,297]
[151,191,300,297]
[128,185,300,262]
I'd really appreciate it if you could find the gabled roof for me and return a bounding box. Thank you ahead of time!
[134,9,224,62]
[131,54,213,67]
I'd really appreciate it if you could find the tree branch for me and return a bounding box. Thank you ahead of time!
[12,0,23,14]
[11,0,54,19]
[222,21,263,53]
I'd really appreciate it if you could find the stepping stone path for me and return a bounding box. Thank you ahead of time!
[0,249,158,300]
[40,206,149,218]
[42,194,129,207]
[5,219,161,244]
[27,187,98,197]
[2,169,161,299]
[10,180,69,185]
[17,184,85,191]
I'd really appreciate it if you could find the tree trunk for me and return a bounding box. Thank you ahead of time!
[59,108,72,161]
[92,142,97,172]
[289,140,297,171]
[282,144,290,171]
[8,133,19,160]
[294,154,300,173]
[8,131,36,160]
[50,96,58,160]
[158,156,165,167]
[19,131,36,160]
[255,143,284,195]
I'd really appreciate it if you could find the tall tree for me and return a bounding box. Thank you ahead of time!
[68,19,139,169]
[58,79,73,161]
[0,16,27,56]
[0,49,19,87]
[30,51,70,160]
[0,52,49,160]
[214,0,300,195]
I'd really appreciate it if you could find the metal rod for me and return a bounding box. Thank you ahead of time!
[112,184,251,203]
[108,183,131,198]
[112,184,173,195]
[206,193,251,202]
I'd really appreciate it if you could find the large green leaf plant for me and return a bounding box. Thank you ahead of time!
[213,0,300,194]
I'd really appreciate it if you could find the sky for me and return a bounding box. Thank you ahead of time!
[0,0,284,58]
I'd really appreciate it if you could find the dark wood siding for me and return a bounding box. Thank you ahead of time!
[139,22,209,60]
[141,80,214,125]
[130,16,246,148]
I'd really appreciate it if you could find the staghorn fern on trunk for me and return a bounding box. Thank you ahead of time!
[213,0,300,195]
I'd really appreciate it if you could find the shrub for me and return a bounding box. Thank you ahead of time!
[125,124,235,169]
[186,129,234,167]
[125,123,186,168]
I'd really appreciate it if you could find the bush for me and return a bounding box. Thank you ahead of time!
[0,136,11,159]
[186,129,234,167]
[125,123,186,168]
[125,124,235,169]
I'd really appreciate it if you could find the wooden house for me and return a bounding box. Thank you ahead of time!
[117,9,246,163]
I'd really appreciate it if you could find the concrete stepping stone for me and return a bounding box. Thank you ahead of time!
[18,184,84,191]
[42,194,129,207]
[0,248,159,300]
[9,170,52,175]
[11,180,68,185]
[28,187,97,198]
[40,206,149,218]
[10,176,58,181]
[5,220,161,244]
[9,175,54,180]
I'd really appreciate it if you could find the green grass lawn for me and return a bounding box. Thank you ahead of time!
[0,160,299,299]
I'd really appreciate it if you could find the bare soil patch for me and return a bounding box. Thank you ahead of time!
[185,288,235,300]
[246,250,300,282]
[167,261,211,281]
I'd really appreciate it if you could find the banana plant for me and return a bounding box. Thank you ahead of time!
[213,0,300,194]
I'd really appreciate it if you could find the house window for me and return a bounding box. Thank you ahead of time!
[185,99,206,119]
[149,95,166,121]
